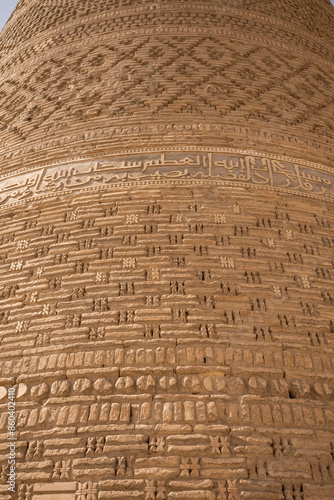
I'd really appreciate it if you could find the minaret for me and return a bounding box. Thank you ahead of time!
[0,1,333,499]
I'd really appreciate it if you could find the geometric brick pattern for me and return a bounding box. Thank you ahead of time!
[0,186,334,498]
[0,1,333,499]
[0,0,334,175]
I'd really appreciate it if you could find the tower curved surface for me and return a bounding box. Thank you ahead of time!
[0,1,333,499]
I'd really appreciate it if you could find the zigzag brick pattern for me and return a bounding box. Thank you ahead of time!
[0,0,333,499]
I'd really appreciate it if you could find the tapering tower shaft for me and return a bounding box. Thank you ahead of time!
[0,1,333,499]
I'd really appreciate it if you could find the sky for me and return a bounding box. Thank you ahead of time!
[0,0,19,32]
[0,0,334,32]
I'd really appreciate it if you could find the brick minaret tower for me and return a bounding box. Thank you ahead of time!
[0,1,333,498]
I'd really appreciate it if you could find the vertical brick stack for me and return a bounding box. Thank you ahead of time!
[0,1,333,499]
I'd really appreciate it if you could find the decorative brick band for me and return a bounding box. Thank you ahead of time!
[1,149,333,208]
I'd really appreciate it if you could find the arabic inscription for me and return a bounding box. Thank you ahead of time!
[0,152,333,207]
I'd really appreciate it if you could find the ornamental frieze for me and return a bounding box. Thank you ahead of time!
[0,149,333,208]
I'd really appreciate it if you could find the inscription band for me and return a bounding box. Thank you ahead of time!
[0,149,333,208]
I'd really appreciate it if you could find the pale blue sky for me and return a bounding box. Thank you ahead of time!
[0,0,334,32]
[0,0,19,32]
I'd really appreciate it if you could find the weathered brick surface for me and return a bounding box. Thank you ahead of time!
[0,1,333,499]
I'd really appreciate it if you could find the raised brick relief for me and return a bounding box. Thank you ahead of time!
[0,0,333,499]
